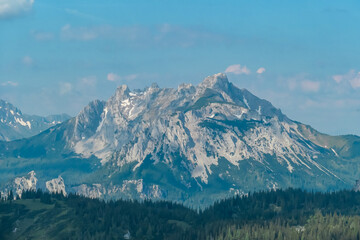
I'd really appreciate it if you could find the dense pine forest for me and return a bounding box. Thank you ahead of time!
[1,189,360,239]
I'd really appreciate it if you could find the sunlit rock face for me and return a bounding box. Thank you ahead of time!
[71,73,331,184]
[46,176,67,196]
[14,171,38,198]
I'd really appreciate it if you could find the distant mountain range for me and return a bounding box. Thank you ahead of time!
[1,73,360,207]
[0,99,71,141]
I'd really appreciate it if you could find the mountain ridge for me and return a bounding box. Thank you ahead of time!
[1,73,359,206]
[0,99,71,141]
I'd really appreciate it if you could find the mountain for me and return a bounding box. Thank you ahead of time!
[0,99,71,141]
[1,73,360,206]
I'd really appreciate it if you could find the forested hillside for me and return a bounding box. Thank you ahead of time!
[1,189,360,239]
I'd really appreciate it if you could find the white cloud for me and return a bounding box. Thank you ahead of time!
[332,70,360,89]
[1,81,18,87]
[61,24,100,41]
[107,73,138,82]
[81,76,97,87]
[288,79,297,91]
[256,67,266,74]
[225,64,250,75]
[59,23,226,48]
[59,82,72,95]
[0,0,34,18]
[107,73,120,81]
[22,56,33,66]
[350,75,360,89]
[31,31,54,41]
[332,75,343,83]
[154,23,226,48]
[300,80,320,92]
[61,24,70,32]
[65,8,102,22]
[124,74,138,81]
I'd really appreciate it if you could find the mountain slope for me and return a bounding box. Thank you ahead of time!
[0,100,71,141]
[297,123,360,159]
[1,73,359,206]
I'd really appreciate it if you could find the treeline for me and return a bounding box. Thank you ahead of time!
[1,189,360,239]
[215,212,360,240]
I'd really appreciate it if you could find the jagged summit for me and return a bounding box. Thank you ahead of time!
[0,99,22,116]
[111,73,229,101]
[114,85,131,100]
[72,99,106,141]
[150,82,160,89]
[0,99,12,106]
[198,72,229,90]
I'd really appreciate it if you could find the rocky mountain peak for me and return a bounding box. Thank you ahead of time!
[150,83,159,89]
[178,83,194,90]
[0,99,22,116]
[83,99,105,113]
[198,73,230,91]
[114,85,130,100]
[0,99,12,107]
[73,99,106,140]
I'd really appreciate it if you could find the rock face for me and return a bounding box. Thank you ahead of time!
[0,73,360,206]
[70,73,337,184]
[75,180,164,200]
[14,171,38,198]
[353,180,360,192]
[46,176,67,196]
[0,99,71,141]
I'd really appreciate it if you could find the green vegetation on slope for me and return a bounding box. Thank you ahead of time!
[2,189,360,239]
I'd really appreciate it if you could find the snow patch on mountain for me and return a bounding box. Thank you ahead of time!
[14,117,31,129]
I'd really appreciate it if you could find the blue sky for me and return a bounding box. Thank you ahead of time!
[1,0,360,135]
